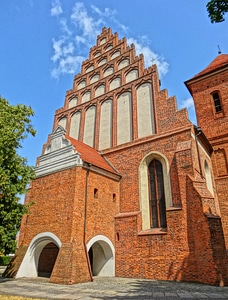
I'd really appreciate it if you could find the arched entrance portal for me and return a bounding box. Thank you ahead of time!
[16,232,61,279]
[38,242,59,277]
[87,235,115,276]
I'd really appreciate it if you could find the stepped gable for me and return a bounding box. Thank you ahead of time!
[63,27,143,103]
[67,26,141,100]
[54,26,187,151]
[65,135,118,174]
[194,54,228,78]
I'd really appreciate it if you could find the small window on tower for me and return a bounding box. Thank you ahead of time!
[94,188,98,198]
[212,92,222,112]
[113,193,116,202]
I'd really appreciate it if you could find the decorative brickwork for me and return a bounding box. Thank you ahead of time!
[5,28,228,286]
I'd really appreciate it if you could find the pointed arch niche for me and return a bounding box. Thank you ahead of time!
[58,117,67,130]
[69,96,78,108]
[137,83,155,138]
[117,92,132,145]
[126,69,138,83]
[99,99,112,150]
[70,111,81,140]
[83,106,96,147]
[110,77,121,91]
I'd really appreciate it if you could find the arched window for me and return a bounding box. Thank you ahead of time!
[212,92,222,112]
[148,159,167,228]
[139,152,172,230]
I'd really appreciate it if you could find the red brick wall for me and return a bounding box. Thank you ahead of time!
[18,165,119,284]
[20,167,78,245]
[103,124,228,285]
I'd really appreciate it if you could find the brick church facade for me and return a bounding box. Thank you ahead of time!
[4,28,228,286]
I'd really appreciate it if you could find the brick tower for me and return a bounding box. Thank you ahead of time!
[185,54,228,248]
[4,28,228,286]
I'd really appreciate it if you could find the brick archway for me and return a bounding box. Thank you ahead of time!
[16,232,61,278]
[87,235,115,276]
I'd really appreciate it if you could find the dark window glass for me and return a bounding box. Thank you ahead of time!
[94,188,98,198]
[212,92,222,112]
[148,159,167,228]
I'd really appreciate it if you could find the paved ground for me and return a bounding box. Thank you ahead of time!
[1,276,228,299]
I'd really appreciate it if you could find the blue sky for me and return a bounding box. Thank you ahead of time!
[0,0,227,169]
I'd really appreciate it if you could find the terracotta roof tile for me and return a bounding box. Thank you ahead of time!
[194,54,228,78]
[66,135,117,174]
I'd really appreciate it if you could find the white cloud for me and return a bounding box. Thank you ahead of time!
[51,36,77,78]
[60,18,72,35]
[51,0,63,17]
[75,35,86,44]
[180,97,194,110]
[180,97,197,124]
[91,5,116,18]
[91,5,128,32]
[127,38,169,77]
[70,2,100,39]
[91,5,102,15]
[50,2,168,79]
[51,38,64,62]
[51,55,84,79]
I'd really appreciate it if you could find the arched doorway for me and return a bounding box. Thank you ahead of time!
[87,235,114,276]
[16,232,61,279]
[38,242,59,278]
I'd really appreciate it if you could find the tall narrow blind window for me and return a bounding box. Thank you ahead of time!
[148,159,167,228]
